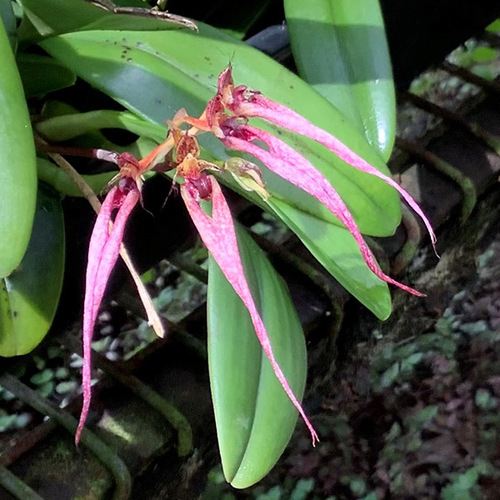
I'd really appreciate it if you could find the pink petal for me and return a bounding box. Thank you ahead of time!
[228,86,436,250]
[181,176,319,445]
[220,122,424,296]
[76,181,139,444]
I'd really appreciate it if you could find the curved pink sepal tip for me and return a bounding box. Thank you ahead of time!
[227,81,436,253]
[181,177,319,445]
[76,183,139,444]
[220,123,424,297]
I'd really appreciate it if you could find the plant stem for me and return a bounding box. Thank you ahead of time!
[37,157,114,196]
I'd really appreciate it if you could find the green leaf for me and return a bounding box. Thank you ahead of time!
[36,380,55,398]
[207,226,307,488]
[486,19,500,34]
[40,25,400,316]
[40,26,399,234]
[55,380,78,394]
[270,199,391,319]
[471,46,498,64]
[17,53,76,97]
[36,109,166,143]
[36,100,161,158]
[30,368,54,385]
[0,15,37,278]
[285,0,396,160]
[0,415,17,432]
[0,183,65,356]
[290,478,315,500]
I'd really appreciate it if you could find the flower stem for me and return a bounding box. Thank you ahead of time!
[37,157,114,197]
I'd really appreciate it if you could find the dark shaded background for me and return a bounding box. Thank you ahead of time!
[380,0,500,87]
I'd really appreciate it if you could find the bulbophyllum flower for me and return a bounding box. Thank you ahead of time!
[168,130,319,444]
[78,129,319,445]
[77,153,142,443]
[182,175,319,444]
[186,66,436,297]
[78,65,434,446]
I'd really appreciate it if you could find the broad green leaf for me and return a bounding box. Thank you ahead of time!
[40,25,400,317]
[0,15,37,278]
[0,184,65,356]
[207,225,307,488]
[18,0,195,43]
[17,53,76,97]
[40,26,399,234]
[285,0,396,160]
[270,199,391,320]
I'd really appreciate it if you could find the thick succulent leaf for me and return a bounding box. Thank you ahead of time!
[0,184,65,356]
[40,26,399,235]
[40,25,400,316]
[207,224,307,488]
[17,53,76,97]
[285,0,396,161]
[270,199,392,320]
[0,15,37,278]
[18,0,194,43]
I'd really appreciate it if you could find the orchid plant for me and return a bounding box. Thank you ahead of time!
[1,0,437,491]
[76,66,434,448]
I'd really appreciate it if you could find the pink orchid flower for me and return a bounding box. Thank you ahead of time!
[77,66,434,447]
[171,131,320,444]
[76,154,141,443]
[182,175,319,444]
[77,127,319,445]
[178,154,319,445]
[186,66,436,297]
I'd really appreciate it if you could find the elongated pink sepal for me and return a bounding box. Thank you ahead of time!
[220,122,424,297]
[76,182,139,444]
[181,177,319,445]
[228,85,437,251]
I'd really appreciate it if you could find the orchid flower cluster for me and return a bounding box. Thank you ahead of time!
[76,66,435,445]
